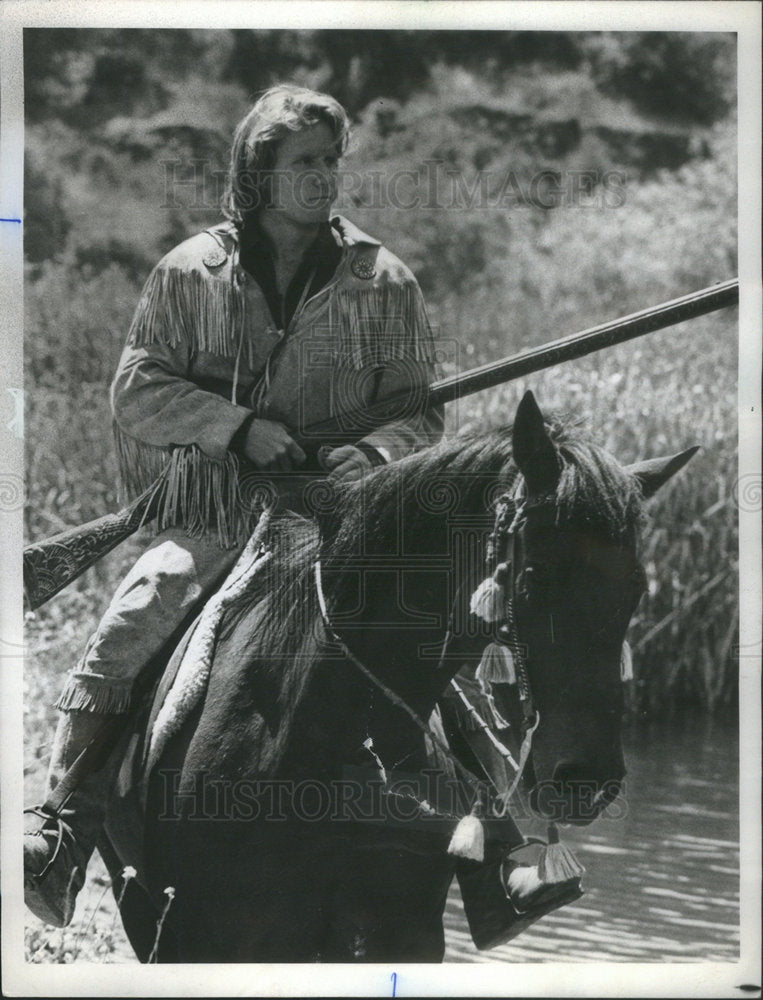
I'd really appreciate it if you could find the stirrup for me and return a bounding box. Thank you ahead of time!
[500,857,583,920]
[456,850,584,951]
[23,806,65,886]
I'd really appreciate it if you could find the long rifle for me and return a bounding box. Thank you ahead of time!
[23,278,738,611]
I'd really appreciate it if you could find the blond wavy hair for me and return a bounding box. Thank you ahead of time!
[221,84,350,226]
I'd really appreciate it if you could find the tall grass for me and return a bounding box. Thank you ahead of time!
[22,61,738,968]
[24,117,737,720]
[457,314,737,717]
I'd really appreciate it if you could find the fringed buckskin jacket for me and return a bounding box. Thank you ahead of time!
[111,216,444,546]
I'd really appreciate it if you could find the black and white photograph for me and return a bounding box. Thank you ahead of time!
[1,1,760,996]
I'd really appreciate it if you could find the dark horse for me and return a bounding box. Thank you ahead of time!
[100,391,696,962]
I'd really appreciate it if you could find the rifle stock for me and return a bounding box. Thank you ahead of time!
[23,485,164,611]
[23,278,738,611]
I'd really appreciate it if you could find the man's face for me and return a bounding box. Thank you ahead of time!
[268,122,340,226]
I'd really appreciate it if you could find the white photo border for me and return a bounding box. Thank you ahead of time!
[1,2,760,996]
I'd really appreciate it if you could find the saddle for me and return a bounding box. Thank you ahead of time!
[71,539,578,955]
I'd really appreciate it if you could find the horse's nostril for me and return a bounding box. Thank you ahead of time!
[593,780,622,809]
[544,761,625,823]
[552,760,590,786]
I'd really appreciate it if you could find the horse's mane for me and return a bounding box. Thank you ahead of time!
[226,417,645,663]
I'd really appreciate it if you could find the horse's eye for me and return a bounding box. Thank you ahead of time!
[523,563,553,592]
[632,565,648,595]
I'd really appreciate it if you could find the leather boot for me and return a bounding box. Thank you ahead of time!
[24,709,118,927]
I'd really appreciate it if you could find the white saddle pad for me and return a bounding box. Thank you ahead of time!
[145,512,272,774]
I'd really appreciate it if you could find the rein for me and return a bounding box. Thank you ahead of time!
[313,558,482,792]
[311,486,552,811]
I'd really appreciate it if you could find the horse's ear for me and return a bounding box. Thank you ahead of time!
[626,446,700,499]
[512,390,561,495]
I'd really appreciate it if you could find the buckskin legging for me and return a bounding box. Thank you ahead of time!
[54,527,245,715]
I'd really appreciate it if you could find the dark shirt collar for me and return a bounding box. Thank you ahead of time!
[239,218,341,257]
[237,218,344,331]
[210,214,381,251]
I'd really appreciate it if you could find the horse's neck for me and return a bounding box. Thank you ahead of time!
[335,472,501,704]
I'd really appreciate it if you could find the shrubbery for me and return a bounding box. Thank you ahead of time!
[582,32,736,125]
[23,32,738,727]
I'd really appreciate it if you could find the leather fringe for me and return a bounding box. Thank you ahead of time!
[129,262,434,371]
[118,265,435,541]
[332,282,438,369]
[55,673,133,714]
[114,424,256,548]
[128,265,245,358]
[113,422,170,502]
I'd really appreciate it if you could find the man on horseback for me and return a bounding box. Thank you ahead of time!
[26,85,592,952]
[24,84,444,926]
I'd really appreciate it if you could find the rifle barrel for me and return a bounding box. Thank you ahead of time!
[428,277,739,408]
[298,278,738,442]
[23,277,739,611]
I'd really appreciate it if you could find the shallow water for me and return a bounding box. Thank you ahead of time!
[444,715,740,963]
[26,715,739,964]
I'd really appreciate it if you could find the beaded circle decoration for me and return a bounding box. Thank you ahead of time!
[351,255,376,280]
[202,243,228,268]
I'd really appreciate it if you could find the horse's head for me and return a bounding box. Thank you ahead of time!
[308,391,696,827]
[506,391,697,826]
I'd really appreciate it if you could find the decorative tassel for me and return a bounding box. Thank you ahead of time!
[469,563,509,623]
[447,810,485,862]
[537,822,586,884]
[475,641,516,685]
[620,639,633,681]
[481,687,512,732]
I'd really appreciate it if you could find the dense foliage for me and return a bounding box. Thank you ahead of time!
[23,30,737,762]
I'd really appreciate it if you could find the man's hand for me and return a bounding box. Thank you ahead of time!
[241,418,306,471]
[323,445,374,483]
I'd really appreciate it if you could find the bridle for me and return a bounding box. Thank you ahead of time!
[314,475,641,817]
[475,486,558,806]
[483,483,645,683]
[312,483,554,807]
[481,487,559,726]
